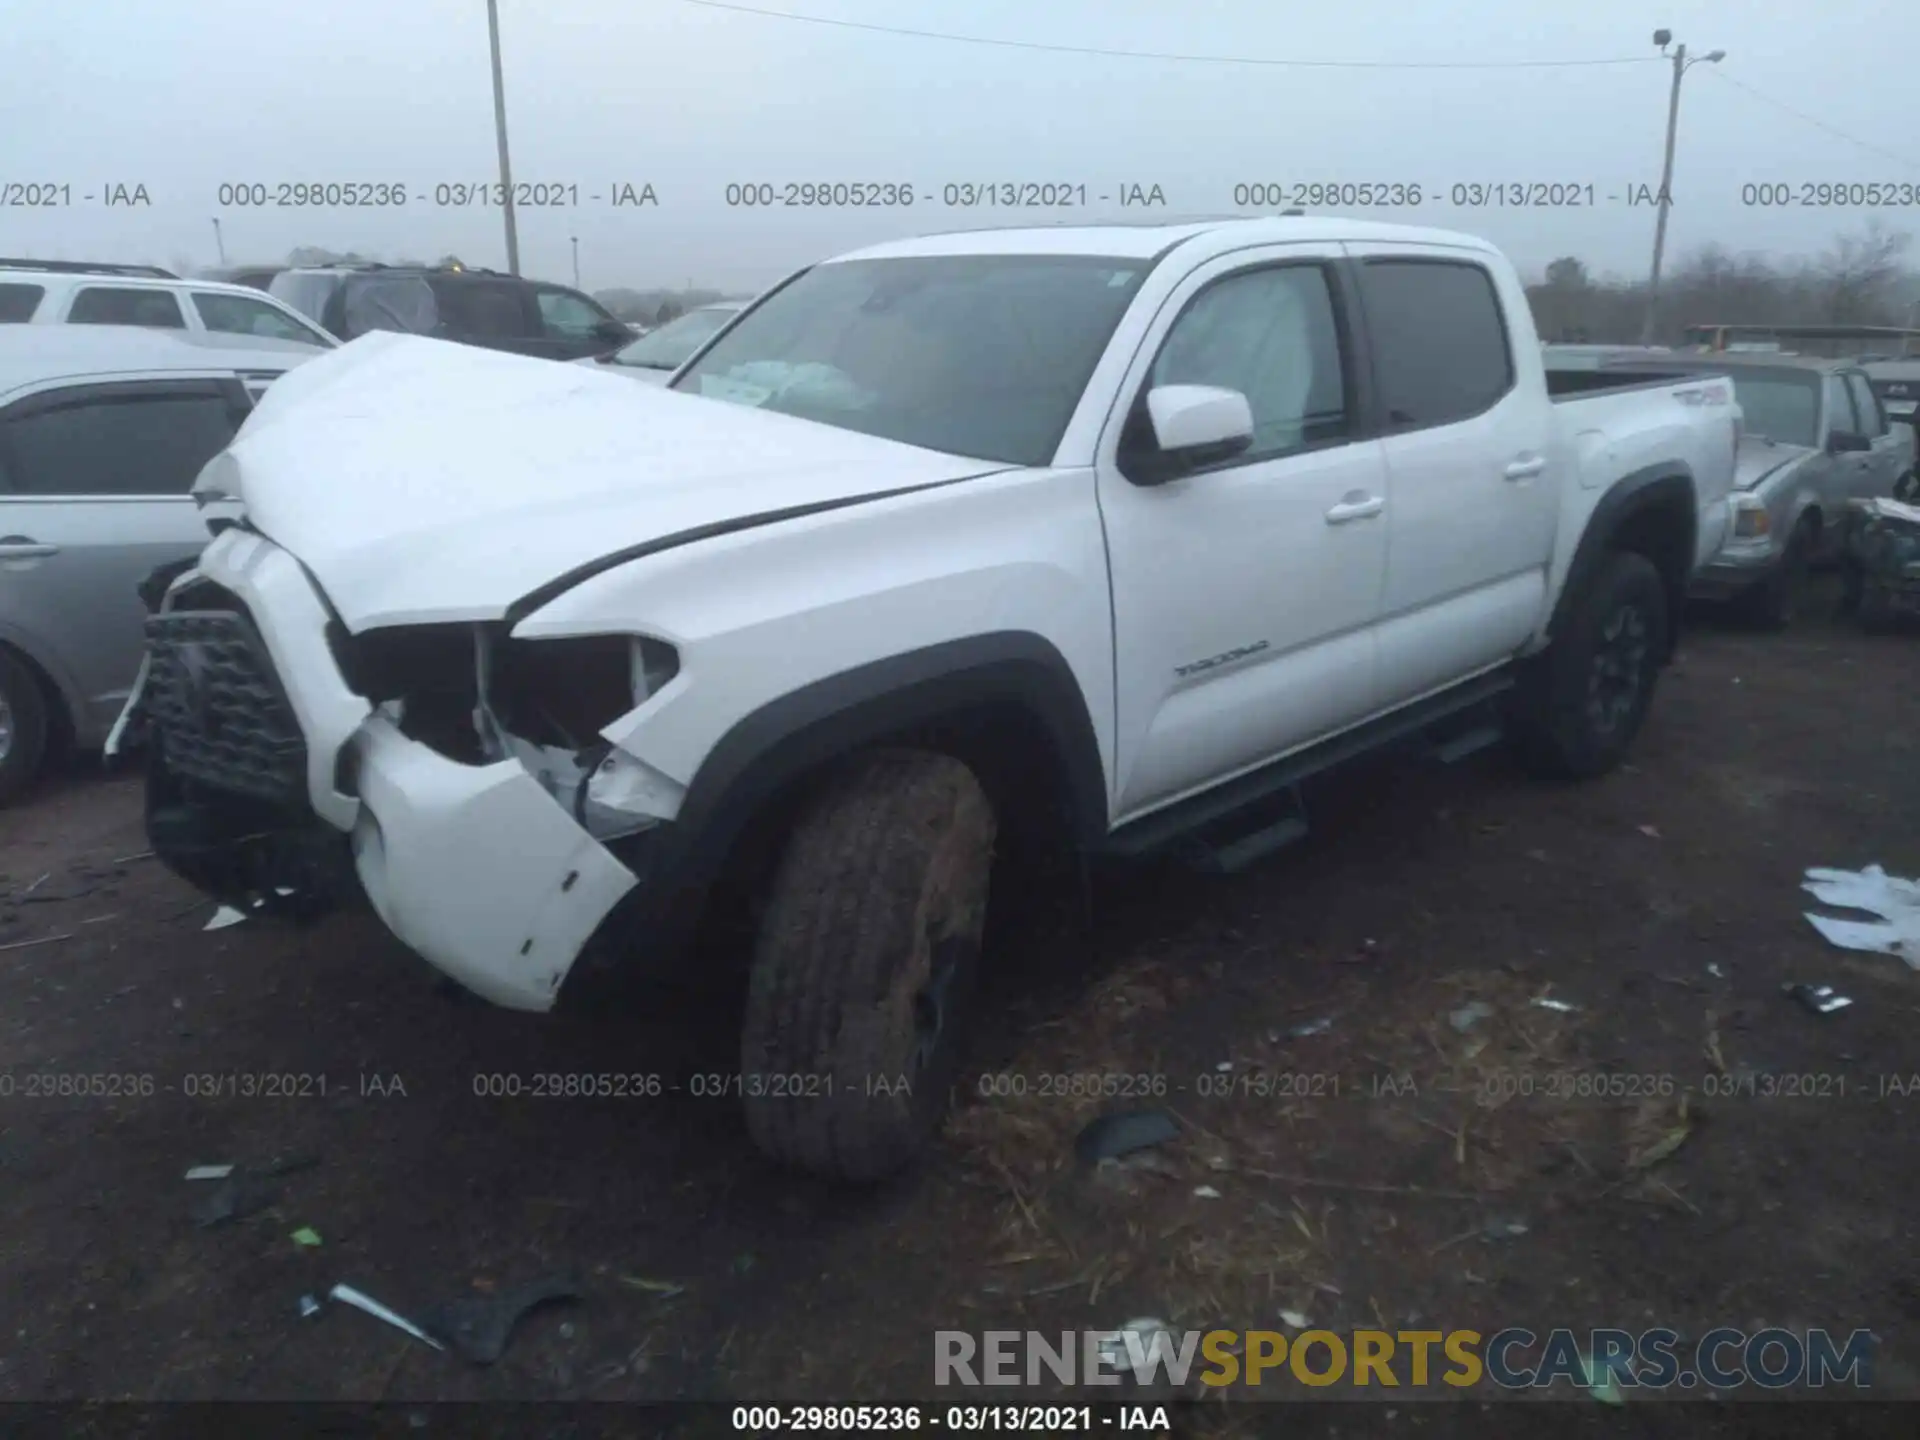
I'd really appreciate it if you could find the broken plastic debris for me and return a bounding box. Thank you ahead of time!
[290,1227,323,1247]
[1530,996,1578,1014]
[1578,1351,1626,1405]
[1095,1319,1178,1383]
[184,1164,233,1181]
[1707,963,1727,979]
[1278,1310,1310,1329]
[330,1283,446,1350]
[1287,1016,1335,1038]
[1449,1001,1495,1033]
[1785,983,1853,1016]
[203,906,248,931]
[194,1176,278,1228]
[298,1294,322,1319]
[1802,864,1920,970]
[1637,824,1662,839]
[1075,1109,1179,1165]
[420,1272,582,1365]
[1192,1185,1222,1199]
[1214,1061,1233,1073]
[1483,1217,1529,1240]
[617,1275,686,1298]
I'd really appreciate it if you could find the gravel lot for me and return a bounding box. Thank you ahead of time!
[2,597,1918,1432]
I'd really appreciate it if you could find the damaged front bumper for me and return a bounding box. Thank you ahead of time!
[119,528,663,1012]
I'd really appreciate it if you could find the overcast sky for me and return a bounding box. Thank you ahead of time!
[1,0,1909,293]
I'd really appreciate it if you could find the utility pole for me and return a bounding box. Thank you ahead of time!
[486,0,520,275]
[571,235,580,288]
[210,217,227,266]
[1640,31,1724,344]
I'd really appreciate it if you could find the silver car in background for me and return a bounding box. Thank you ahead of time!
[1567,352,1914,625]
[583,300,746,383]
[0,327,328,802]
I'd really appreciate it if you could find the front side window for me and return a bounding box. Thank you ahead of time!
[431,280,529,339]
[675,256,1147,465]
[1143,263,1349,463]
[193,292,331,346]
[535,287,610,339]
[67,287,185,328]
[611,307,738,372]
[1358,259,1514,429]
[0,388,239,496]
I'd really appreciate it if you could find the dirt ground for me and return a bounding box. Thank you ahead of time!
[2,592,1919,1432]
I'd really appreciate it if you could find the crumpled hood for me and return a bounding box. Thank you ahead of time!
[198,332,1005,631]
[1734,436,1815,491]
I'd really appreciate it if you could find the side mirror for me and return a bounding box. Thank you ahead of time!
[1829,429,1871,453]
[593,319,631,343]
[1126,385,1254,484]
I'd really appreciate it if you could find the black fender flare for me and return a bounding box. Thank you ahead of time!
[1550,462,1697,656]
[623,631,1109,955]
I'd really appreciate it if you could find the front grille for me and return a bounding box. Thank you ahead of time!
[145,608,307,804]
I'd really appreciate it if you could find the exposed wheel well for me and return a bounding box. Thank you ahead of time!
[698,698,1083,958]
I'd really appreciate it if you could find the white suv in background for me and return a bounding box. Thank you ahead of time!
[0,260,338,353]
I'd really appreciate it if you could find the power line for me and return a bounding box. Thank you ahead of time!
[668,0,1664,70]
[1701,69,1920,173]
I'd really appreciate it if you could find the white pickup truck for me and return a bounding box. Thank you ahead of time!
[119,217,1739,1180]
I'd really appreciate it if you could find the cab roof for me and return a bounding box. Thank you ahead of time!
[827,216,1502,264]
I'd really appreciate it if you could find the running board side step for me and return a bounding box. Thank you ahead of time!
[1100,668,1515,866]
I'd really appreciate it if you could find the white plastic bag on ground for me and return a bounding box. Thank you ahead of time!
[1802,864,1920,969]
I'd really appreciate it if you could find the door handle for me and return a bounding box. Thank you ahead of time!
[1504,456,1547,481]
[1325,494,1385,524]
[0,537,59,559]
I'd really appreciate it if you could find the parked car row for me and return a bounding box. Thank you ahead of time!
[0,259,335,351]
[0,324,331,800]
[267,263,633,361]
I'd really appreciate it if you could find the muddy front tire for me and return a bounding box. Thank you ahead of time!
[740,749,997,1182]
[1509,550,1668,781]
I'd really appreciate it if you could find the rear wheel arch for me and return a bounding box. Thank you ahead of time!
[1554,464,1697,660]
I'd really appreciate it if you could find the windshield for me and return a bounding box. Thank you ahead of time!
[673,255,1148,465]
[1723,371,1819,447]
[610,306,740,371]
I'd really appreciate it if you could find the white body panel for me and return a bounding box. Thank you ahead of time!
[119,216,1742,1008]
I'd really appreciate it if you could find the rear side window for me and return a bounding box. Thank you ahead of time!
[67,287,186,328]
[431,279,530,339]
[0,389,239,496]
[1357,259,1513,429]
[0,283,43,322]
[193,292,329,345]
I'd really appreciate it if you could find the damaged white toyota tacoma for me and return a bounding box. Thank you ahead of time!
[117,217,1739,1180]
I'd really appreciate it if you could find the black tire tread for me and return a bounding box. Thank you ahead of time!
[1509,550,1668,782]
[741,749,995,1181]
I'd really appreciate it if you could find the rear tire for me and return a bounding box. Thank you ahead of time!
[0,649,50,808]
[1509,551,1668,782]
[740,749,997,1181]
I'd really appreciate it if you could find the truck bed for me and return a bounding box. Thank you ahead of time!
[1546,366,1696,400]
